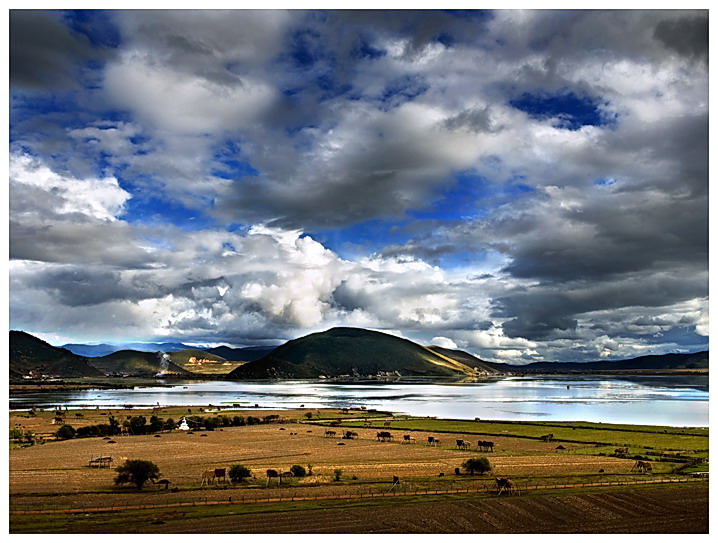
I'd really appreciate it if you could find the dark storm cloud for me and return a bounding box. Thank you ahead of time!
[10,10,105,89]
[25,267,128,306]
[654,14,708,63]
[493,267,707,341]
[9,220,155,269]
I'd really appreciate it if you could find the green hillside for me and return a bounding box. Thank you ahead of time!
[9,331,103,379]
[228,327,479,379]
[88,350,192,376]
[425,346,502,374]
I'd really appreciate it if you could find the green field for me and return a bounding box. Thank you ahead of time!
[330,416,709,460]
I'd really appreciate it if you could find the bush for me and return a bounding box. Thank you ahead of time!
[462,457,492,475]
[229,464,252,483]
[334,468,342,481]
[290,464,306,477]
[55,424,76,440]
[114,459,161,490]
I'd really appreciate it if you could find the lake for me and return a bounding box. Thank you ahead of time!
[10,375,708,427]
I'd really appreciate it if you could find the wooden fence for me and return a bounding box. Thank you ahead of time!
[9,475,706,515]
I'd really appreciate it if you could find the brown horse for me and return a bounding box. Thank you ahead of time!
[214,468,227,483]
[266,469,279,486]
[494,478,518,495]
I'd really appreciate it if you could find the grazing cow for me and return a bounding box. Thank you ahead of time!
[427,436,435,446]
[201,469,215,486]
[343,431,358,439]
[376,431,392,442]
[402,434,416,444]
[614,446,629,457]
[477,440,494,452]
[279,471,293,484]
[324,430,337,438]
[456,439,464,449]
[383,421,392,427]
[214,468,227,483]
[461,440,472,450]
[266,469,279,486]
[631,461,653,474]
[540,433,554,442]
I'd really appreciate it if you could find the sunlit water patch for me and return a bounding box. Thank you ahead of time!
[10,375,708,427]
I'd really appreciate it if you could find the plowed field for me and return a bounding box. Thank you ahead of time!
[10,483,707,533]
[141,483,710,534]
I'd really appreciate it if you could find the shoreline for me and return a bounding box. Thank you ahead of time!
[9,367,708,394]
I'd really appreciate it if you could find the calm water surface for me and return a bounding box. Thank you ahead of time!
[10,375,708,427]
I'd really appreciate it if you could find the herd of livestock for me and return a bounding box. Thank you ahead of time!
[322,427,495,452]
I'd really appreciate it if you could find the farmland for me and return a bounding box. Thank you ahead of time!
[9,407,709,533]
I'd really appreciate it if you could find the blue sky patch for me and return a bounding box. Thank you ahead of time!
[121,193,217,232]
[510,91,613,130]
[211,140,259,180]
[63,10,121,49]
[379,74,429,108]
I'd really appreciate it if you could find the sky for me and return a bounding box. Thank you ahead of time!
[7,7,709,363]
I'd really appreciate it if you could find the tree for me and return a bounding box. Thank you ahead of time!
[114,459,161,490]
[462,457,492,475]
[128,415,147,435]
[108,416,121,435]
[290,464,306,477]
[229,464,252,483]
[148,415,163,433]
[333,468,343,481]
[55,424,76,440]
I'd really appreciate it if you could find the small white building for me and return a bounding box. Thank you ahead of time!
[177,417,190,431]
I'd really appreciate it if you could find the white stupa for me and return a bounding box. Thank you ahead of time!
[178,417,190,431]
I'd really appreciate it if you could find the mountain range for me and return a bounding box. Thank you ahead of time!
[9,328,708,380]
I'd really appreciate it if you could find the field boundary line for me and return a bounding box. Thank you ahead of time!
[9,476,705,516]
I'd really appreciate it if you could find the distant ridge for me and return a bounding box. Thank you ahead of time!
[205,345,276,362]
[228,327,481,379]
[61,341,201,357]
[88,350,193,376]
[485,351,709,372]
[10,330,708,380]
